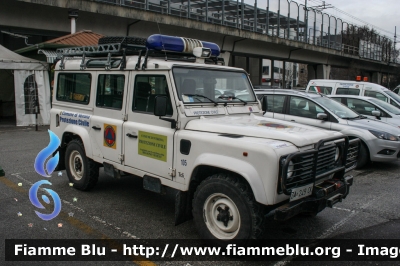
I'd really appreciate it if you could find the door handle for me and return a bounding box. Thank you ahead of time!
[126,133,138,139]
[291,120,296,122]
[92,126,101,130]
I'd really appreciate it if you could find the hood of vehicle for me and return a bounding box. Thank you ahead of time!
[185,114,341,147]
[345,118,400,135]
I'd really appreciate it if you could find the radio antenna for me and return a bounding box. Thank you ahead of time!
[156,22,168,61]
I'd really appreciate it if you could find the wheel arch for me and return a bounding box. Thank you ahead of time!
[56,126,92,171]
[189,154,268,205]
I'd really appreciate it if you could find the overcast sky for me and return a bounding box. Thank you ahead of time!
[254,0,399,39]
[313,0,399,37]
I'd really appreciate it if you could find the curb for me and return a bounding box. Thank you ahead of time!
[0,166,4,177]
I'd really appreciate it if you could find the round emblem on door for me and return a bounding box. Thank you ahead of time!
[104,125,116,148]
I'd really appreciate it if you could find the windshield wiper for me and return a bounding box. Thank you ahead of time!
[218,95,248,105]
[183,94,218,106]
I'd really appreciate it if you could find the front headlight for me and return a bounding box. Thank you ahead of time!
[287,160,294,181]
[334,147,340,162]
[368,130,399,141]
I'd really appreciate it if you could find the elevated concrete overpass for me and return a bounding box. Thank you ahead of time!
[2,0,399,85]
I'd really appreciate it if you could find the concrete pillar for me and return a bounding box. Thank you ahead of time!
[220,51,231,66]
[307,64,316,80]
[308,64,331,80]
[233,56,247,71]
[372,72,382,85]
[271,60,275,86]
[316,64,331,79]
[248,57,262,86]
[282,61,286,88]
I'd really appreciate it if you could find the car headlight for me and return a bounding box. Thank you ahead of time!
[368,130,399,141]
[334,147,340,162]
[287,160,294,181]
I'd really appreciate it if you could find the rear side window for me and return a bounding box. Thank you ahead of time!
[309,86,332,94]
[336,88,360,95]
[56,73,91,105]
[390,99,400,108]
[260,94,285,113]
[364,91,388,102]
[96,74,125,110]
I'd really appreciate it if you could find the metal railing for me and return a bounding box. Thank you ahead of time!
[95,0,398,64]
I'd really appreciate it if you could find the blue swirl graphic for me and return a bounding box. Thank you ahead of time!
[34,130,61,177]
[29,180,61,221]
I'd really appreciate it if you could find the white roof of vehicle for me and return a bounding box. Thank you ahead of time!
[308,79,389,91]
[56,55,245,72]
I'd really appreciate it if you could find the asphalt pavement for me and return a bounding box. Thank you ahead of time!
[1,124,400,266]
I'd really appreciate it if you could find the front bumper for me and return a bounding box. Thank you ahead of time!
[274,175,353,221]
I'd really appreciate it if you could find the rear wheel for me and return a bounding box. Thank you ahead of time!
[65,140,99,191]
[192,173,266,243]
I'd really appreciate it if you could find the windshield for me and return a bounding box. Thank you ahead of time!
[369,98,400,115]
[385,91,400,103]
[313,96,359,119]
[173,67,256,104]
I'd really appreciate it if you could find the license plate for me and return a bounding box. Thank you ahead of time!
[290,184,314,202]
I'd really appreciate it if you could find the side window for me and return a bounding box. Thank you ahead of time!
[394,88,400,95]
[133,75,173,116]
[336,88,360,95]
[346,98,378,116]
[262,95,285,113]
[56,73,91,104]
[289,96,323,119]
[364,91,388,102]
[331,97,342,103]
[309,86,332,94]
[96,74,125,110]
[390,99,400,108]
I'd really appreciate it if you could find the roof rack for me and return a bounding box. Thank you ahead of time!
[56,39,224,71]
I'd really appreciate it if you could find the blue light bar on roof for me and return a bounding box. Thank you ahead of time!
[146,34,220,57]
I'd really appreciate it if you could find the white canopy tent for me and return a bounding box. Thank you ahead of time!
[0,44,51,126]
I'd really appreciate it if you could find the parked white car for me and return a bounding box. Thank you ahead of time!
[256,89,400,168]
[305,79,400,109]
[329,95,400,128]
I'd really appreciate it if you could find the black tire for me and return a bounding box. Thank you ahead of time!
[65,140,99,191]
[192,173,266,243]
[98,36,147,46]
[355,142,369,169]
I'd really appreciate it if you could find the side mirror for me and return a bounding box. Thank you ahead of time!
[154,96,167,117]
[371,110,381,117]
[317,113,328,120]
[262,96,267,114]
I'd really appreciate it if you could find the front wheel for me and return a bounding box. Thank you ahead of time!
[192,173,266,243]
[65,140,99,191]
[355,142,369,169]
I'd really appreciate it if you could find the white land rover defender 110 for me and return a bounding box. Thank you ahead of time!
[51,34,358,241]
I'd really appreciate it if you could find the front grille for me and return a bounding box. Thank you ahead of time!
[316,144,337,177]
[345,139,360,171]
[279,136,349,195]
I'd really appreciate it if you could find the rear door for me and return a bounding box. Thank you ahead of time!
[258,94,286,119]
[89,72,127,163]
